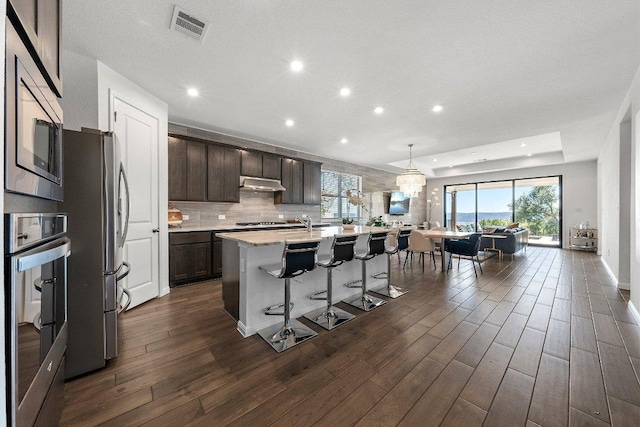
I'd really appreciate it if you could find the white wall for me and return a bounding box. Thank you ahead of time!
[598,65,640,316]
[61,53,170,296]
[424,160,598,248]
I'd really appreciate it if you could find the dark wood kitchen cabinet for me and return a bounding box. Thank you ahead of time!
[240,150,281,180]
[168,136,213,202]
[169,232,213,286]
[303,162,322,205]
[8,0,63,96]
[240,150,262,177]
[261,153,281,180]
[213,237,222,276]
[207,144,240,202]
[276,158,304,204]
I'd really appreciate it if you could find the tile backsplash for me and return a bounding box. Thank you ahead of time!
[171,191,320,227]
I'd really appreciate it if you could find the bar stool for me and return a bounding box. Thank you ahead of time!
[257,240,321,353]
[343,231,388,311]
[372,229,411,299]
[303,235,358,330]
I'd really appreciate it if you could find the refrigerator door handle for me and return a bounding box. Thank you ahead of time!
[115,261,131,282]
[117,286,131,314]
[119,163,131,244]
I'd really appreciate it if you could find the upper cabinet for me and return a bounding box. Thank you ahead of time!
[240,151,282,180]
[168,135,241,203]
[303,162,322,205]
[8,0,63,97]
[208,145,240,203]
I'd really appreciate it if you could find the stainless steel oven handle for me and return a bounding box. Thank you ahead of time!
[17,239,71,272]
[120,163,131,243]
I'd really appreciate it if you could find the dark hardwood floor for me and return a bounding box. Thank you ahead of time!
[61,247,640,426]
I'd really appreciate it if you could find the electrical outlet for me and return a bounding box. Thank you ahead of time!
[278,214,284,219]
[183,215,189,220]
[218,214,225,220]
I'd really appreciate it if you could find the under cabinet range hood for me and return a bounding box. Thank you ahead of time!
[240,176,286,192]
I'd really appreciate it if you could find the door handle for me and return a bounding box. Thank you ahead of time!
[152,228,160,233]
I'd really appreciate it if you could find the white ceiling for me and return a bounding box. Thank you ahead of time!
[63,1,639,175]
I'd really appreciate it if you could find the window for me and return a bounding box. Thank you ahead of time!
[444,176,562,247]
[321,171,362,219]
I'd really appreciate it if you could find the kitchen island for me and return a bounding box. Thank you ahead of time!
[218,226,400,337]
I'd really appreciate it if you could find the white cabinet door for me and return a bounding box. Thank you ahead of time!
[113,96,160,309]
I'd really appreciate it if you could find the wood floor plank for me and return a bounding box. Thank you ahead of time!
[355,357,445,427]
[527,303,552,332]
[570,347,611,423]
[598,342,640,406]
[464,299,498,325]
[509,327,546,377]
[589,294,612,316]
[418,301,460,328]
[141,399,204,427]
[592,313,624,347]
[551,297,572,323]
[573,296,593,319]
[440,397,486,427]
[607,395,640,427]
[484,368,535,426]
[543,319,571,360]
[513,294,537,316]
[572,315,598,353]
[569,408,611,427]
[617,321,640,358]
[427,321,478,365]
[399,360,474,426]
[528,354,570,427]
[460,342,514,410]
[537,287,556,306]
[312,380,386,426]
[427,306,472,339]
[485,300,517,326]
[495,312,528,348]
[454,322,500,368]
[271,359,375,427]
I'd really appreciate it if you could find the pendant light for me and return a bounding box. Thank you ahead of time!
[396,144,426,198]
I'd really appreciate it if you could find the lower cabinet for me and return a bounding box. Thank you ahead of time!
[169,232,221,286]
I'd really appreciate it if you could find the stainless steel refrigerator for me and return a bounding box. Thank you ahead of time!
[59,128,131,379]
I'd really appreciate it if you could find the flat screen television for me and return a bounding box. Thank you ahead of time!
[388,191,410,215]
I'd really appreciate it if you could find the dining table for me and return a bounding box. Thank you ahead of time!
[414,229,474,270]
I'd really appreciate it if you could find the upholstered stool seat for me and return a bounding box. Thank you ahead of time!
[303,235,358,330]
[257,240,321,352]
[343,231,388,311]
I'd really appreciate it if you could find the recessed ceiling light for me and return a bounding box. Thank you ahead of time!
[290,60,303,72]
[432,105,443,113]
[527,153,532,157]
[374,106,384,114]
[471,151,476,155]
[340,87,351,97]
[520,143,527,147]
[432,159,438,162]
[187,88,199,97]
[285,119,294,127]
[449,165,453,168]
[340,138,348,144]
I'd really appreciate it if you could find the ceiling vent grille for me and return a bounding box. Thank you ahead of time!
[170,5,210,43]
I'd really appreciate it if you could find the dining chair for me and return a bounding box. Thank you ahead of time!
[444,233,483,277]
[405,230,437,271]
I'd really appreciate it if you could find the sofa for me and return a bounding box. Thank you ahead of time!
[480,227,529,257]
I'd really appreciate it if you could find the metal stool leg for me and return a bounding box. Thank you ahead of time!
[371,252,408,299]
[344,258,386,311]
[257,278,317,352]
[304,267,355,330]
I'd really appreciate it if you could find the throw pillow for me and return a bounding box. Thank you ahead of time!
[466,224,475,232]
[506,222,519,229]
[456,225,465,232]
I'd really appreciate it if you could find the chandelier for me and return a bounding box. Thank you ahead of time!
[396,144,426,198]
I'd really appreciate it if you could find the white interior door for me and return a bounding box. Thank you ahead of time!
[113,96,159,309]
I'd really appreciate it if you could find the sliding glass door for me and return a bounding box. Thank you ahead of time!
[444,176,561,247]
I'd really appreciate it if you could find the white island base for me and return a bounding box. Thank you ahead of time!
[219,227,391,337]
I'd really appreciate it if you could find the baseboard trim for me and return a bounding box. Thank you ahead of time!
[237,320,253,338]
[600,256,619,285]
[630,301,640,325]
[618,282,631,291]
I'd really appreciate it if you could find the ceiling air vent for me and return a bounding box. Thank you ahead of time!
[170,5,210,43]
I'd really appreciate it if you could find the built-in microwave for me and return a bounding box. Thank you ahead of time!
[5,18,64,201]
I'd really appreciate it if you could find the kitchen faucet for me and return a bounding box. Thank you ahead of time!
[296,216,312,232]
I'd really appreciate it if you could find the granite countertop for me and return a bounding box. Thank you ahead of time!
[168,222,331,233]
[216,225,413,246]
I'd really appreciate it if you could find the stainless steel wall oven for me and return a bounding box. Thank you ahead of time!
[4,213,70,426]
[5,18,64,201]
